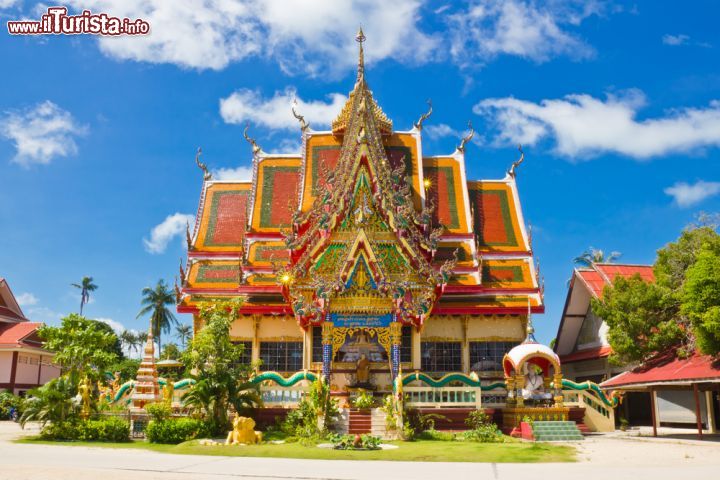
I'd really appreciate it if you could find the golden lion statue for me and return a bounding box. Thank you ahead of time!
[225,416,262,445]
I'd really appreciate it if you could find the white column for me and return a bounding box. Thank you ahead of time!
[706,391,716,434]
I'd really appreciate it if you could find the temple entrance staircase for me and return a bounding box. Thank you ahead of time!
[336,408,389,437]
[531,421,584,442]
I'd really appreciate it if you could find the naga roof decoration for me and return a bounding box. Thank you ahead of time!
[178,30,544,324]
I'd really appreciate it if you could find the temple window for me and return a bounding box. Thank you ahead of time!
[259,341,303,372]
[311,326,323,363]
[231,340,252,365]
[469,341,518,373]
[400,326,412,363]
[421,341,461,373]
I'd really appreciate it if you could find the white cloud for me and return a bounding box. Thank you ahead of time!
[1,101,87,167]
[220,87,346,130]
[664,181,720,208]
[212,165,253,181]
[97,317,125,334]
[66,0,438,76]
[424,123,482,146]
[0,0,21,8]
[475,91,720,159]
[16,292,39,307]
[143,213,196,254]
[24,306,63,324]
[446,0,598,69]
[662,34,690,46]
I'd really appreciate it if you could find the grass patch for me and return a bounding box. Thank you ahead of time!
[16,436,575,463]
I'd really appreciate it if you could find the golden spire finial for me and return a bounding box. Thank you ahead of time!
[356,27,366,81]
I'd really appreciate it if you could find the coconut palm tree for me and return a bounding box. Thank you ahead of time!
[119,330,138,355]
[136,280,177,355]
[71,276,98,316]
[573,247,622,267]
[175,324,192,349]
[135,331,148,352]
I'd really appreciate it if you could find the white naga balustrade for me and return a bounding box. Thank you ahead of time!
[563,389,615,432]
[260,385,308,407]
[403,386,483,408]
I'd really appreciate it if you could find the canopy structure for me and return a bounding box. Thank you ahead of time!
[503,342,561,378]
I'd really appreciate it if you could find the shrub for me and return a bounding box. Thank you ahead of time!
[463,410,503,443]
[329,433,382,450]
[351,391,375,409]
[40,417,130,442]
[146,403,172,421]
[146,418,210,444]
[0,391,22,419]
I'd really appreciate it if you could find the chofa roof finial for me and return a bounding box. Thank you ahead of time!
[243,123,262,156]
[195,147,211,181]
[508,144,525,178]
[356,26,366,82]
[414,99,433,130]
[291,99,309,132]
[457,121,474,153]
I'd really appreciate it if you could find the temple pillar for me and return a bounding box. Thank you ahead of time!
[462,316,470,374]
[553,373,564,407]
[321,322,333,382]
[251,315,261,368]
[390,322,402,380]
[515,373,526,407]
[412,327,421,370]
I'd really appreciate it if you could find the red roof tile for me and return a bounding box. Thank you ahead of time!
[560,345,612,364]
[602,349,720,388]
[0,321,41,346]
[577,264,654,298]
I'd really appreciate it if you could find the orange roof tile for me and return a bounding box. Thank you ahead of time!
[0,322,41,346]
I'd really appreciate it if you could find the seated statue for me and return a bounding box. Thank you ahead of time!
[355,354,370,386]
[226,416,262,445]
[521,365,553,402]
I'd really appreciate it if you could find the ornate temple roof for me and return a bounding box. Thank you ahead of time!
[178,32,544,323]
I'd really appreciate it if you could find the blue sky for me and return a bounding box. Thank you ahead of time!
[0,0,718,347]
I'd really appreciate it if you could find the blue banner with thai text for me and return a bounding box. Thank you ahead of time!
[330,313,393,328]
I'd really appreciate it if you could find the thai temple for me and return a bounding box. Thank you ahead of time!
[177,30,544,401]
[164,30,630,439]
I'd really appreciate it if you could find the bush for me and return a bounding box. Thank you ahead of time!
[329,433,382,450]
[146,403,172,421]
[463,410,503,443]
[146,418,210,444]
[351,391,375,409]
[0,391,22,419]
[40,417,130,442]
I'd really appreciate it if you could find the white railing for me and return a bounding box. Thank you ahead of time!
[404,386,482,408]
[260,385,308,407]
[563,389,615,432]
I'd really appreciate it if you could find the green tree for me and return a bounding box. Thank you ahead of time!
[137,280,178,356]
[682,242,720,354]
[592,223,720,362]
[91,320,124,359]
[160,343,181,360]
[38,314,120,383]
[107,358,141,383]
[19,377,79,428]
[175,323,192,349]
[181,300,260,435]
[574,247,622,267]
[119,330,138,355]
[71,276,98,316]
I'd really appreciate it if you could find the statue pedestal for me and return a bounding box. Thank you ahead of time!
[501,406,569,436]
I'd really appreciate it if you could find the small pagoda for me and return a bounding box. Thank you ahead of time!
[131,329,161,409]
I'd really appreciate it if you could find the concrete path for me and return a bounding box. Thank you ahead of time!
[1,422,719,480]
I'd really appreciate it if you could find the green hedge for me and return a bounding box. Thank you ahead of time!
[40,417,130,442]
[145,418,210,444]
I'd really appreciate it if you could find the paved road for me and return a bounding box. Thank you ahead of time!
[1,422,719,480]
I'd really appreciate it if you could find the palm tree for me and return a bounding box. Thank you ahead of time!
[136,280,177,356]
[119,330,138,355]
[573,247,622,267]
[19,377,79,428]
[71,276,98,316]
[135,331,148,353]
[175,324,192,349]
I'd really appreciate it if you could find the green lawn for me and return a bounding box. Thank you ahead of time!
[16,437,576,463]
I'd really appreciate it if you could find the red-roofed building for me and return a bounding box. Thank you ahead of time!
[553,263,658,427]
[0,278,60,395]
[554,263,654,384]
